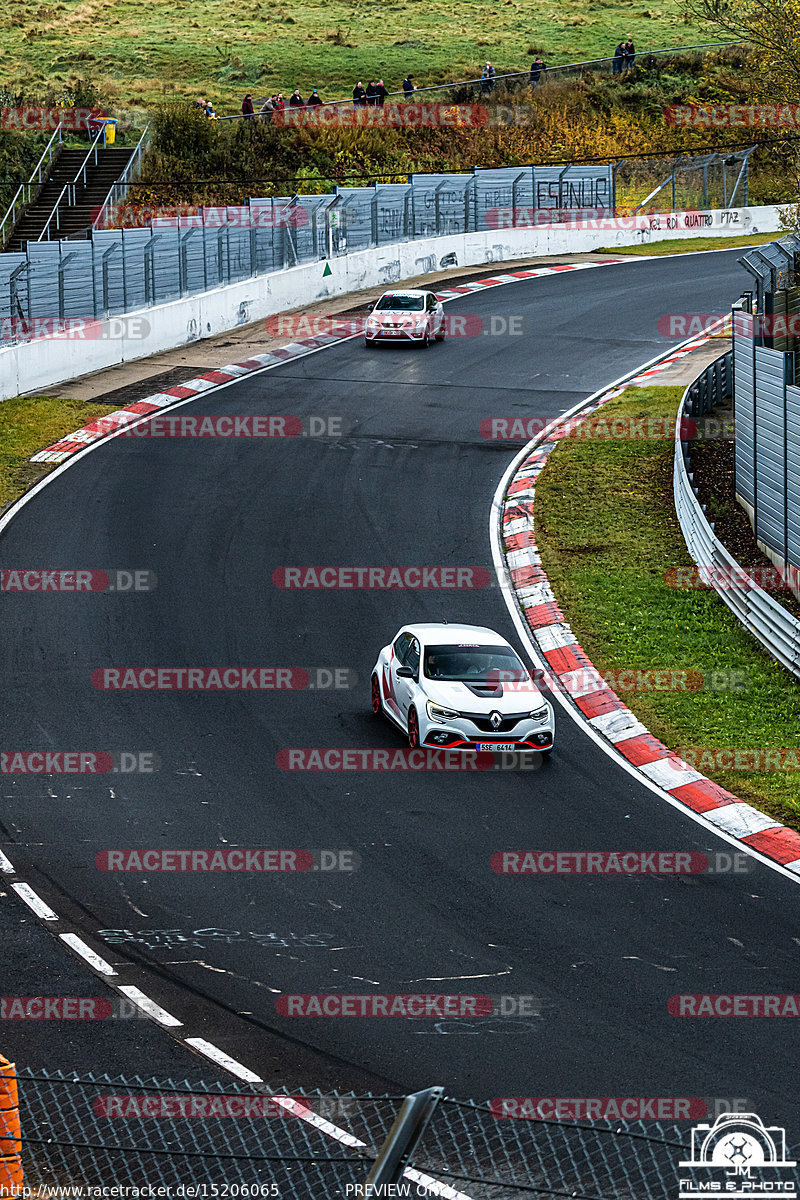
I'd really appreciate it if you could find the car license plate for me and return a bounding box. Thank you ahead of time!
[477,743,515,752]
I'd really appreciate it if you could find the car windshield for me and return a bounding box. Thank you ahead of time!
[423,644,530,682]
[375,295,425,311]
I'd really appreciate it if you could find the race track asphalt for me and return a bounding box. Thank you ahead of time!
[3,249,799,1122]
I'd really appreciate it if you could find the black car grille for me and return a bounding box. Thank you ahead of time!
[460,712,531,733]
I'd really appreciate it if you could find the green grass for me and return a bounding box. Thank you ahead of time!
[0,0,714,113]
[535,385,800,829]
[0,395,118,510]
[599,231,785,256]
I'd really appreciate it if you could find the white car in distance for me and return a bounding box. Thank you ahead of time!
[364,290,446,347]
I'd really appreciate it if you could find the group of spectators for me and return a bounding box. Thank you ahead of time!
[248,89,324,117]
[612,38,636,74]
[197,44,639,123]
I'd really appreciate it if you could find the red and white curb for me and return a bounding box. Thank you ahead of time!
[30,260,628,465]
[494,327,800,879]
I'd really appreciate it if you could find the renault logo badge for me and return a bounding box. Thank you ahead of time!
[490,711,503,730]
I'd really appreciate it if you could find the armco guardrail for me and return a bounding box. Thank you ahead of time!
[674,348,800,679]
[685,345,733,417]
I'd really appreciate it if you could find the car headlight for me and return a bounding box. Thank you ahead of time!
[529,705,550,721]
[366,316,379,328]
[427,701,460,722]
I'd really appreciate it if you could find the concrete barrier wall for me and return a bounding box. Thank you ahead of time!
[1,203,785,401]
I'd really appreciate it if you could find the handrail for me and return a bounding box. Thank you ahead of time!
[36,123,104,243]
[74,122,105,190]
[30,123,65,186]
[37,183,71,243]
[218,39,746,118]
[93,122,151,230]
[0,121,63,249]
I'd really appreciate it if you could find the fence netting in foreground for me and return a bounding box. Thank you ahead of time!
[0,1068,731,1198]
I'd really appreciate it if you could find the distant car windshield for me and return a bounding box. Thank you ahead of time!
[423,644,530,682]
[375,295,425,311]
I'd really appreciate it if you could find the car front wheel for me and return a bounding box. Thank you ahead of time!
[407,707,420,748]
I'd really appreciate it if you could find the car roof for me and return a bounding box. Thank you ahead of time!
[401,623,511,647]
[378,289,429,298]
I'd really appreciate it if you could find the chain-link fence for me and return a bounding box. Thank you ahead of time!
[0,163,614,345]
[0,150,755,348]
[0,1069,722,1198]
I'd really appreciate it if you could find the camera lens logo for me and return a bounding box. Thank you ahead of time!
[678,1113,796,1198]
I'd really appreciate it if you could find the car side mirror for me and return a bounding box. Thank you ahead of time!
[396,666,415,678]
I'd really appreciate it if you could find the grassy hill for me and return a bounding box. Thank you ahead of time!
[1,0,717,114]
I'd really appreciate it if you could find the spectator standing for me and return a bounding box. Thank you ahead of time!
[196,96,207,112]
[289,88,304,106]
[204,99,216,119]
[481,62,495,94]
[242,94,254,117]
[274,93,285,112]
[376,79,388,106]
[623,37,636,70]
[613,41,625,74]
[307,88,323,105]
[529,57,543,86]
[366,80,378,105]
[259,96,275,121]
[402,75,415,97]
[353,80,367,106]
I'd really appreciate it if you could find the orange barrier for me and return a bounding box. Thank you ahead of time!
[0,1056,23,1197]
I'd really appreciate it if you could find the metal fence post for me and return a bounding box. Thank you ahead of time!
[57,250,78,322]
[248,207,257,277]
[179,228,197,298]
[363,1087,444,1192]
[9,263,29,333]
[784,353,793,567]
[144,234,161,305]
[101,244,118,316]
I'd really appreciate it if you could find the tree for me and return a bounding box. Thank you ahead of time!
[688,0,800,100]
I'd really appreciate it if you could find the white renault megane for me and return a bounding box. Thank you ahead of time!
[371,623,554,753]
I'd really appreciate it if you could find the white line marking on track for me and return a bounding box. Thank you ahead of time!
[118,985,184,1027]
[11,881,58,920]
[59,932,119,975]
[184,1037,263,1082]
[0,850,15,873]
